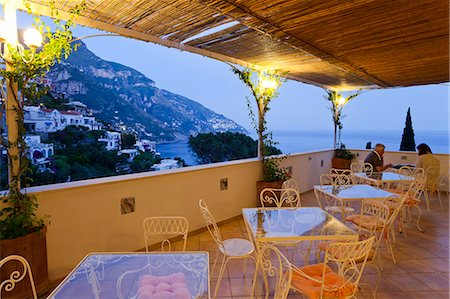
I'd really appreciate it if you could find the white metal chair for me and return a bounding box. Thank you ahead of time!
[317,174,355,217]
[351,162,374,184]
[424,166,442,210]
[251,244,293,299]
[0,255,37,299]
[291,237,375,299]
[318,200,388,297]
[400,173,427,234]
[260,188,301,208]
[382,194,407,263]
[198,200,255,299]
[143,216,189,252]
[282,178,299,191]
[330,168,352,176]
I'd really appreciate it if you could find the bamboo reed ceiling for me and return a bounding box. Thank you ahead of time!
[23,0,449,90]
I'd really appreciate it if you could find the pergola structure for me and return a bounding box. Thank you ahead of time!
[21,0,449,91]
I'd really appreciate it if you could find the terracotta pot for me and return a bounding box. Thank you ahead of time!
[256,180,283,207]
[0,227,49,298]
[332,158,352,170]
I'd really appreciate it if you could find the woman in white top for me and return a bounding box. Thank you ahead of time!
[415,143,440,171]
[416,143,440,189]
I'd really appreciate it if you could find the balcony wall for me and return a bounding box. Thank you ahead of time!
[30,148,448,280]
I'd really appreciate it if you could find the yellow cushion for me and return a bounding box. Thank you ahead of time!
[291,263,355,299]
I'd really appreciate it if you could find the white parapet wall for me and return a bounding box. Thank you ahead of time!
[28,148,448,280]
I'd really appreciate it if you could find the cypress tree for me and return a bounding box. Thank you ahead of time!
[400,107,416,151]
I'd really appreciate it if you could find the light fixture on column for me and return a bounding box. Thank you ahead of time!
[0,20,42,63]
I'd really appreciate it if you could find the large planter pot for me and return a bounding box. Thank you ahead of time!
[256,180,283,207]
[0,227,49,298]
[332,158,352,170]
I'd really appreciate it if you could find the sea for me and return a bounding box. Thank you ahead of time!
[157,130,450,166]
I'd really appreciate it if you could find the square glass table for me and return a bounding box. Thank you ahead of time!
[353,171,414,188]
[313,184,397,218]
[46,252,209,299]
[242,207,358,245]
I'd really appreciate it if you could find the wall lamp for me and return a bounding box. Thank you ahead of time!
[0,19,42,63]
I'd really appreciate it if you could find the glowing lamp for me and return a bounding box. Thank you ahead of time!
[23,28,42,49]
[0,20,6,43]
[337,94,346,106]
[260,78,277,90]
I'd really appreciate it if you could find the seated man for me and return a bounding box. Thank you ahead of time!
[364,143,392,172]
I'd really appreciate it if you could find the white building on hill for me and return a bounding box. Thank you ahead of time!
[134,139,156,153]
[25,135,54,172]
[151,159,180,171]
[117,149,139,162]
[24,105,102,133]
[98,131,121,151]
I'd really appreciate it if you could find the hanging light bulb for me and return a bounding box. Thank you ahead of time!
[337,94,346,107]
[260,77,277,90]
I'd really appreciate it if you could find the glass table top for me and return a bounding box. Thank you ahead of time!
[47,252,209,299]
[314,184,396,200]
[242,207,357,242]
[354,171,414,182]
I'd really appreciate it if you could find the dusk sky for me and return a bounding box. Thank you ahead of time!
[18,13,449,134]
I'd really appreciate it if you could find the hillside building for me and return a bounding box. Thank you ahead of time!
[24,105,102,133]
[98,131,121,151]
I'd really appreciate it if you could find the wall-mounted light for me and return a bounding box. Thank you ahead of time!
[0,20,42,62]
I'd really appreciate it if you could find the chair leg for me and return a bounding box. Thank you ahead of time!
[211,250,220,275]
[243,257,248,277]
[438,190,443,209]
[423,190,431,211]
[414,205,425,233]
[213,255,227,299]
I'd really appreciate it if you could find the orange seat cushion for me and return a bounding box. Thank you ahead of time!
[345,215,385,230]
[404,197,421,205]
[291,263,355,299]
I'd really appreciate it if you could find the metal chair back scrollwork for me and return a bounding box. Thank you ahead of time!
[260,188,301,208]
[143,216,189,252]
[252,244,292,299]
[0,255,37,299]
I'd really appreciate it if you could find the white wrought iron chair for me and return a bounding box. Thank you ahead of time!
[330,168,352,176]
[320,200,389,298]
[0,255,37,299]
[143,216,189,252]
[260,188,301,208]
[260,187,310,262]
[198,200,255,299]
[282,178,299,192]
[317,174,355,218]
[399,173,427,234]
[251,244,293,299]
[351,162,374,184]
[291,237,375,299]
[424,166,442,210]
[382,194,408,263]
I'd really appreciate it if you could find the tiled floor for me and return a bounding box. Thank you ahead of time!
[180,190,449,298]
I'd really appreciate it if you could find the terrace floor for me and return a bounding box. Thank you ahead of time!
[182,190,449,299]
[42,190,449,298]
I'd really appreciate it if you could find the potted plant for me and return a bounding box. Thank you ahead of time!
[324,89,361,149]
[332,145,356,169]
[231,66,290,205]
[0,3,83,297]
